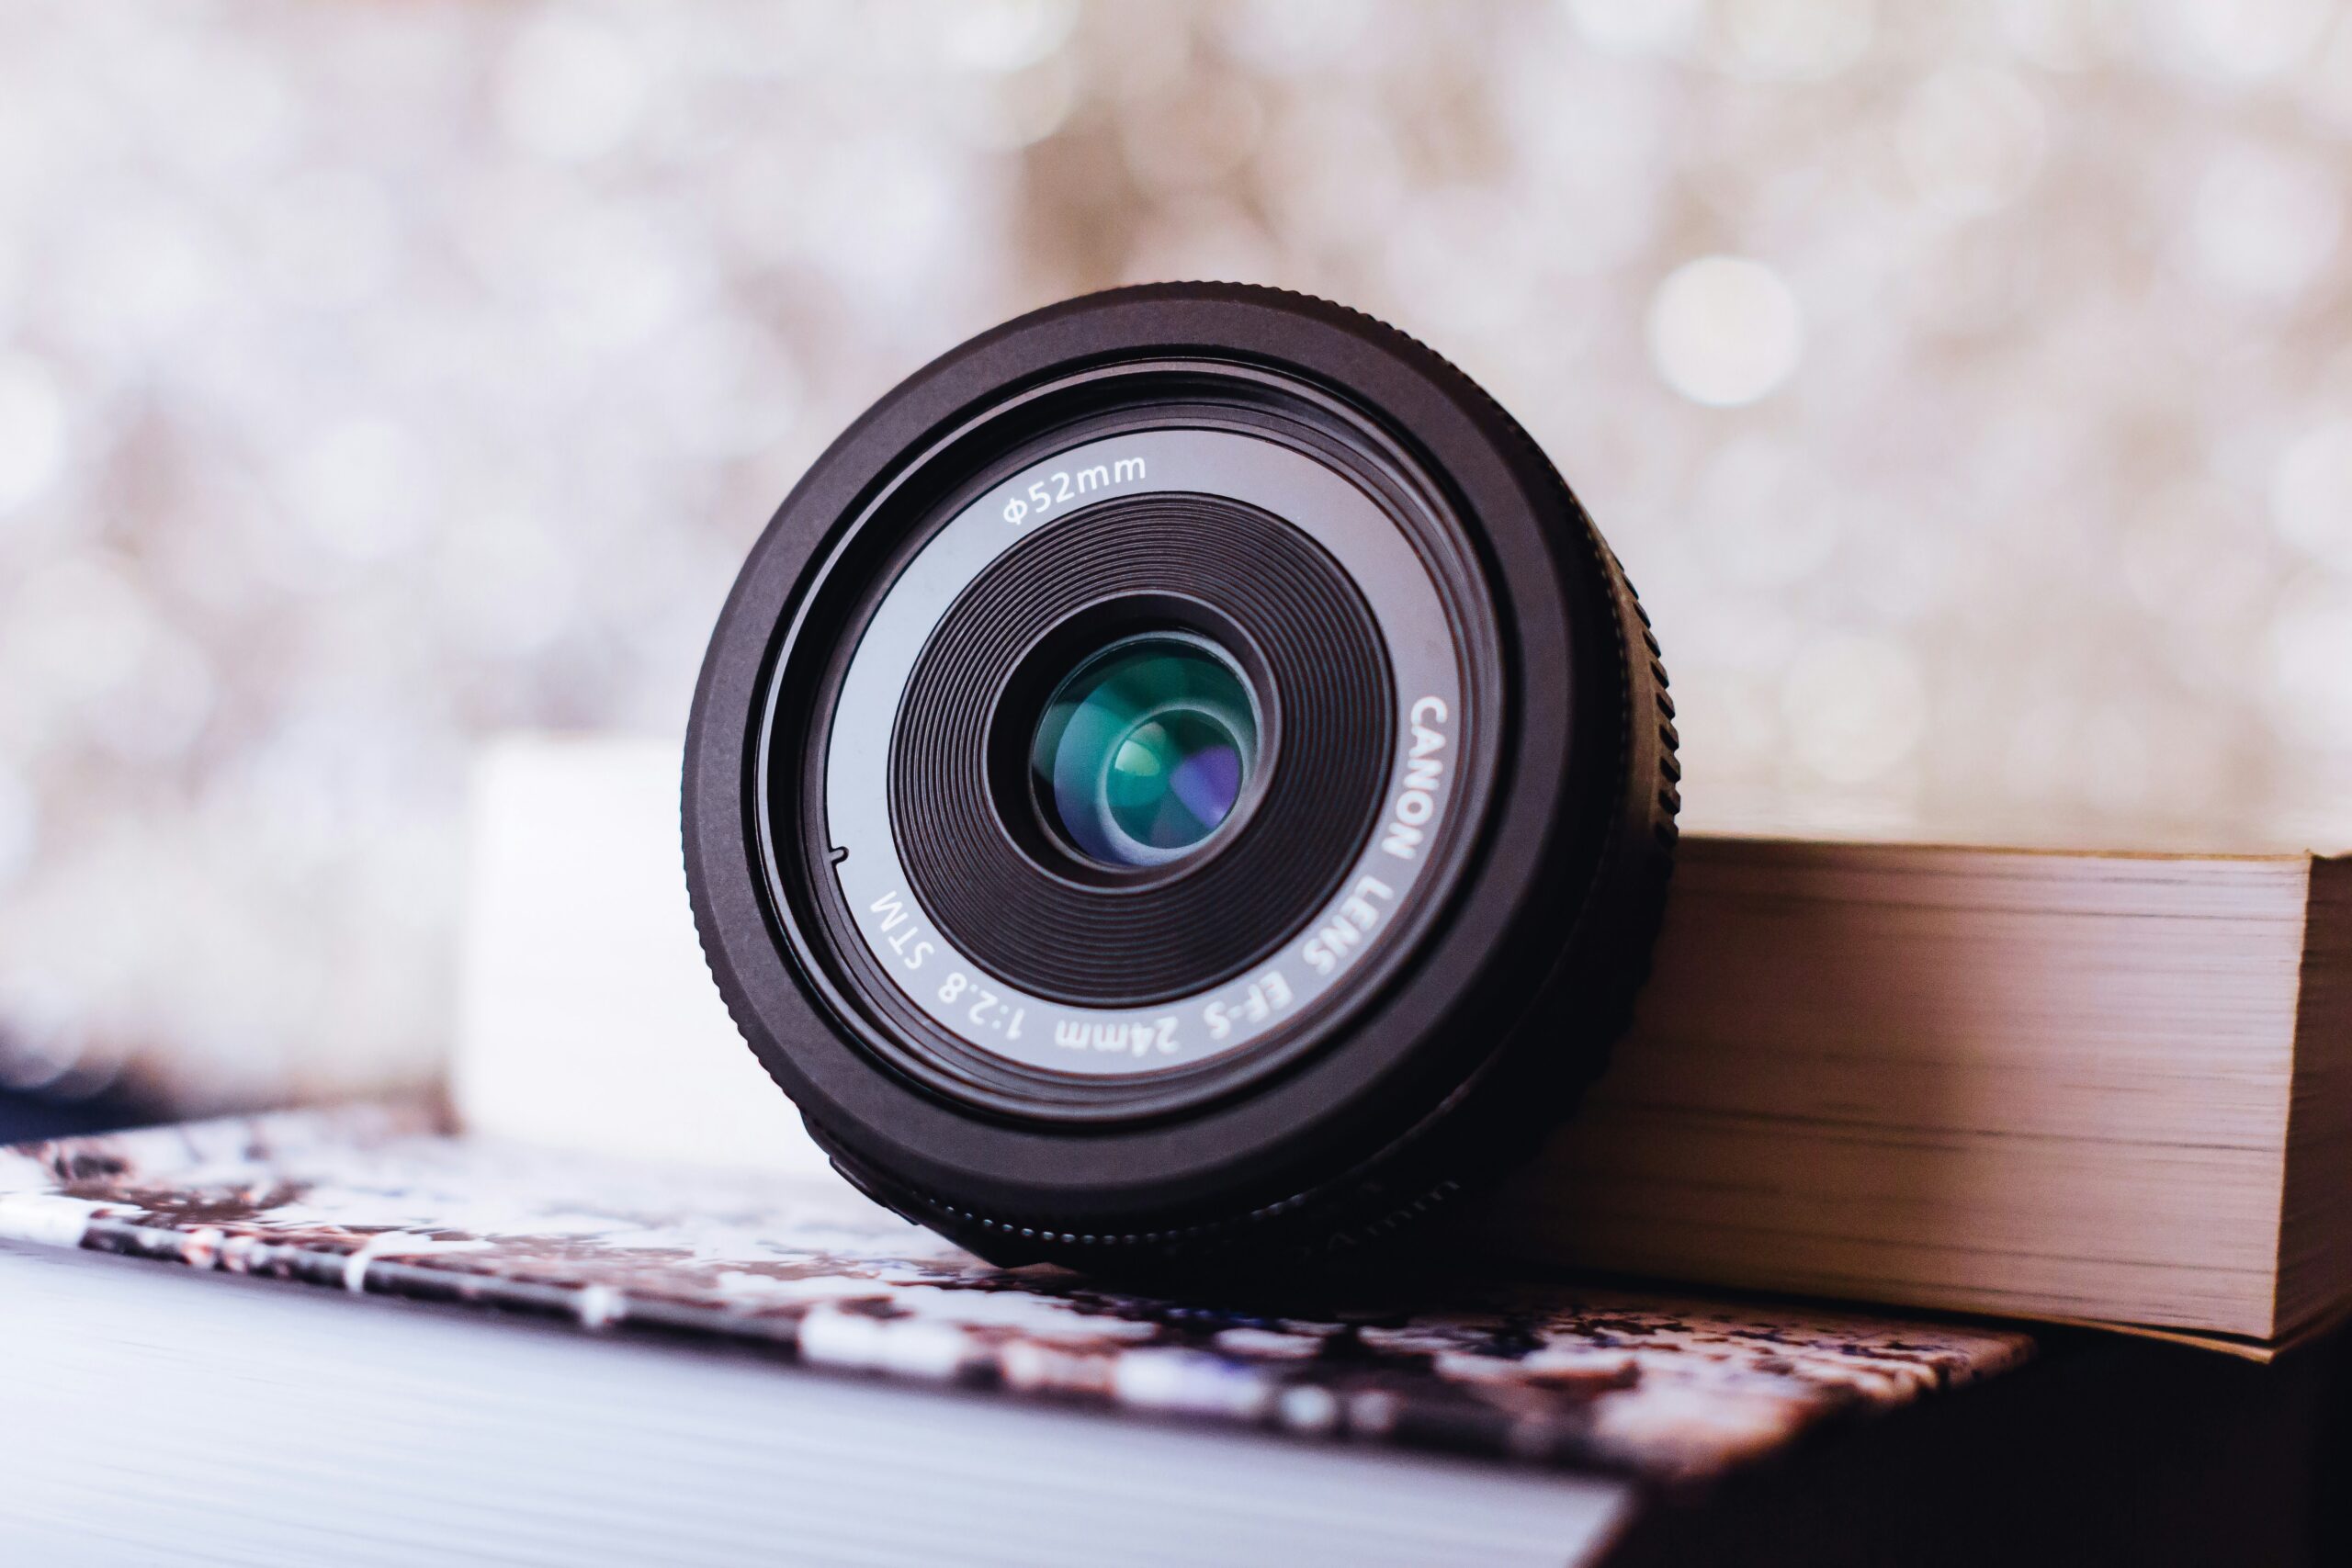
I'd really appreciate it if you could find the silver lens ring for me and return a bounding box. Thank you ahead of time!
[824,424,1466,1077]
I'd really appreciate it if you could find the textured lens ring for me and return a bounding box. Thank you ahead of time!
[890,493,1390,1004]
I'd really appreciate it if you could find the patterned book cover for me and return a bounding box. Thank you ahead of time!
[0,1103,2035,1484]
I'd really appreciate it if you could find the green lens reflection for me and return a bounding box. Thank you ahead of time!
[1031,635,1259,868]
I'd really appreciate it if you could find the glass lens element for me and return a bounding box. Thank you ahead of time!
[1031,635,1260,868]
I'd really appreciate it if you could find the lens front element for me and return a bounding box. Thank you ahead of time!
[1033,634,1258,868]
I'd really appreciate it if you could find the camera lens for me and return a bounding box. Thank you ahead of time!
[685,283,1678,1270]
[1029,632,1259,869]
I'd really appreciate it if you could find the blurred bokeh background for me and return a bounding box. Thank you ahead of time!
[3,0,2350,1118]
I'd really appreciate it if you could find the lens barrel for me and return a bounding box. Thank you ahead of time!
[685,284,1678,1270]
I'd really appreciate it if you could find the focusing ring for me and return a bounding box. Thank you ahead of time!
[684,282,1677,1269]
[891,493,1391,1004]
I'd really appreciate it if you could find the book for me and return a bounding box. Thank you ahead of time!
[1480,839,2352,1357]
[455,739,2352,1357]
[0,1105,2033,1566]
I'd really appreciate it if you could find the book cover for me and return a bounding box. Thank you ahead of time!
[0,1103,2035,1486]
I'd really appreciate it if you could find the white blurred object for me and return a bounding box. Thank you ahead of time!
[453,734,831,1180]
[0,1243,1631,1568]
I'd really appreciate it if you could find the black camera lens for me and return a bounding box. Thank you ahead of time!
[685,283,1678,1270]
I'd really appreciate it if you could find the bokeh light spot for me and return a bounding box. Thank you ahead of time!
[1647,256,1804,407]
[0,355,66,514]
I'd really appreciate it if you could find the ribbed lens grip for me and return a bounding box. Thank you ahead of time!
[890,493,1392,1005]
